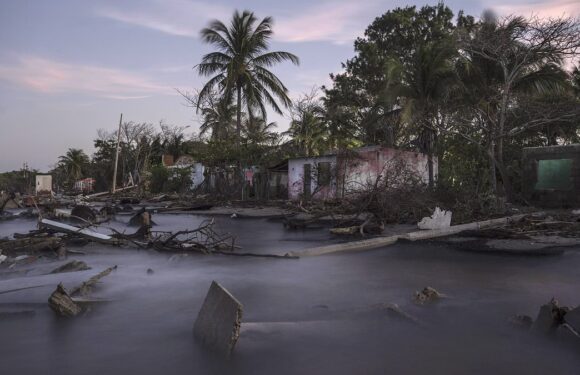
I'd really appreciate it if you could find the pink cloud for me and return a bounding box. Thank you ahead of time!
[0,56,174,98]
[492,0,580,18]
[274,2,375,44]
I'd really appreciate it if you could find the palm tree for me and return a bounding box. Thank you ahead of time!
[285,98,328,156]
[58,148,89,185]
[199,96,237,141]
[382,39,458,187]
[197,10,299,147]
[243,115,278,145]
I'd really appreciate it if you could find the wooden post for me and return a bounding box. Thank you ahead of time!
[112,113,123,193]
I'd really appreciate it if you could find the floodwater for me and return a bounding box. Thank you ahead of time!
[0,214,579,375]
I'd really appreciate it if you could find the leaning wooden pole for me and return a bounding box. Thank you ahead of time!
[112,113,123,193]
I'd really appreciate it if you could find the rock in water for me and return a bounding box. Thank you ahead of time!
[193,281,243,355]
[414,286,444,305]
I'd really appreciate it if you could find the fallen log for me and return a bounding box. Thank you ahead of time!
[50,260,91,274]
[69,265,117,297]
[288,214,529,257]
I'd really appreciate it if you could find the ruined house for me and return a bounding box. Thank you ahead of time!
[35,175,52,195]
[164,155,206,190]
[288,146,435,200]
[522,144,580,207]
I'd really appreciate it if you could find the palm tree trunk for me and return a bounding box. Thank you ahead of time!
[236,83,242,147]
[236,82,244,200]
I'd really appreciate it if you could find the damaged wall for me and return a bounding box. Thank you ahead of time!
[522,144,580,208]
[288,146,435,200]
[337,146,434,196]
[288,155,337,200]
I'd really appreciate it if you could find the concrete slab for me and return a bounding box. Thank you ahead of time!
[193,281,243,355]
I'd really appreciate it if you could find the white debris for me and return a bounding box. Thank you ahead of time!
[0,254,7,264]
[418,207,452,230]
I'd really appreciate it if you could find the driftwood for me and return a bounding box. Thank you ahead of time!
[48,265,117,317]
[50,260,91,274]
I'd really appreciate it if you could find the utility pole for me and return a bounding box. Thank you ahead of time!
[112,113,123,193]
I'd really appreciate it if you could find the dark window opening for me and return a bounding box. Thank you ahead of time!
[317,162,331,186]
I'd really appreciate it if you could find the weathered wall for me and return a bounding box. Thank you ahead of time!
[191,163,205,190]
[35,175,52,194]
[287,147,436,200]
[337,146,434,196]
[522,144,580,208]
[288,155,337,200]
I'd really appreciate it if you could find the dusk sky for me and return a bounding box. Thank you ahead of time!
[1,0,578,172]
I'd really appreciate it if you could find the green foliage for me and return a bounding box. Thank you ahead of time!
[197,10,299,144]
[0,170,35,193]
[149,165,170,194]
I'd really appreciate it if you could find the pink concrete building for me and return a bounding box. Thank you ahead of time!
[288,146,436,200]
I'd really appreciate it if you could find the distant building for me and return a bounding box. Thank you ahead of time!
[74,178,96,193]
[287,146,435,200]
[166,155,206,190]
[35,175,52,195]
[522,144,580,207]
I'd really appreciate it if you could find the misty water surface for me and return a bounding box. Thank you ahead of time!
[0,214,579,374]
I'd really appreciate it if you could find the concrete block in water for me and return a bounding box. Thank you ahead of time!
[418,207,452,230]
[193,281,243,355]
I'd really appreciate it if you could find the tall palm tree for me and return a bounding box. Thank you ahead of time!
[382,39,458,187]
[58,148,89,184]
[197,10,299,147]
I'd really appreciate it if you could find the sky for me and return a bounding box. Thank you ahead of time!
[0,0,578,172]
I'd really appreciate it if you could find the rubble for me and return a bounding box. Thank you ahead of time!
[414,286,446,305]
[193,281,243,355]
[70,205,97,223]
[418,207,452,230]
[48,283,83,317]
[48,265,117,317]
